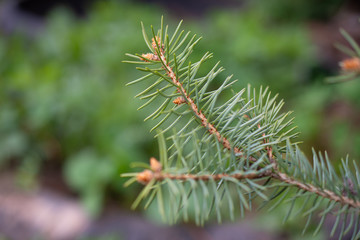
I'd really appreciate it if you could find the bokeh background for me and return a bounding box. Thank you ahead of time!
[0,0,360,239]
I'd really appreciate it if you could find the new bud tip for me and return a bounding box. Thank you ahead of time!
[150,157,162,172]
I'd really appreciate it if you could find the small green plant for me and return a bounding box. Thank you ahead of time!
[123,18,360,239]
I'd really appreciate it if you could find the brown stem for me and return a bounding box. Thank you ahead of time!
[155,171,269,181]
[136,166,271,184]
[272,172,360,208]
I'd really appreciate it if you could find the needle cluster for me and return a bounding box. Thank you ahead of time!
[123,18,360,239]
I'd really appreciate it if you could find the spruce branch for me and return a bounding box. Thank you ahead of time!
[273,172,360,209]
[135,157,360,209]
[123,18,360,238]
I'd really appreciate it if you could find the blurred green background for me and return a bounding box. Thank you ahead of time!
[1,0,360,239]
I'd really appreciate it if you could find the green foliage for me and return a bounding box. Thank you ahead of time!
[252,0,343,22]
[124,18,360,239]
[192,8,315,98]
[65,150,116,216]
[0,0,318,217]
[0,1,162,214]
[2,0,357,229]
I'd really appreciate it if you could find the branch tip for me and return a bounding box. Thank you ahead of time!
[136,170,153,185]
[150,157,162,172]
[340,57,360,72]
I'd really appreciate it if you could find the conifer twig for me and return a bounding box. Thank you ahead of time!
[137,35,360,210]
[136,157,360,209]
[272,172,360,208]
[124,20,360,236]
